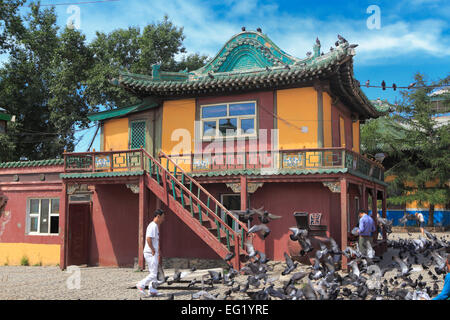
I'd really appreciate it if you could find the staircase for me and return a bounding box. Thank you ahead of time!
[141,150,249,269]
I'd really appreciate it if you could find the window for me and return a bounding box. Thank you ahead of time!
[200,101,256,139]
[27,198,59,235]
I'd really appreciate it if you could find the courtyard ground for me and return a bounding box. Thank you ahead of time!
[0,231,448,300]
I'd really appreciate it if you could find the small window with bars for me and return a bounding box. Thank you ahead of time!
[130,121,146,149]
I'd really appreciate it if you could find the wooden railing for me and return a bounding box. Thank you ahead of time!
[165,147,385,181]
[63,147,384,182]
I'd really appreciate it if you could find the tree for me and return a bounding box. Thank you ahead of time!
[0,0,25,53]
[84,15,209,110]
[0,5,209,161]
[0,4,94,161]
[369,73,450,226]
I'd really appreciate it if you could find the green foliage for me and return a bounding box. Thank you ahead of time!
[0,5,208,161]
[366,73,450,224]
[0,0,26,53]
[20,255,29,266]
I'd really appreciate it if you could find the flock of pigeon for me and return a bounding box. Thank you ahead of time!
[153,208,449,300]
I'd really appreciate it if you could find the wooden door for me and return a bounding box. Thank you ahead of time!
[68,203,90,266]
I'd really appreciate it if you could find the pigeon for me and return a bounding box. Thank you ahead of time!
[245,239,257,258]
[252,207,282,224]
[288,227,308,241]
[347,260,361,278]
[282,252,298,275]
[392,255,410,277]
[208,270,222,283]
[192,290,217,300]
[224,252,235,262]
[248,223,271,239]
[337,34,347,43]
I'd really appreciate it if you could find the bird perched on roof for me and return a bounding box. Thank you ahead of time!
[337,34,348,43]
[316,37,321,46]
[257,27,262,33]
[306,51,312,57]
[241,26,246,32]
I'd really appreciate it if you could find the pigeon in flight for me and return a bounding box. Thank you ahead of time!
[248,223,271,239]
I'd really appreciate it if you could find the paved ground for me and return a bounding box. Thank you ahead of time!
[0,231,448,300]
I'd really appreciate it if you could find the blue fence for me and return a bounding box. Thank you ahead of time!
[369,209,450,226]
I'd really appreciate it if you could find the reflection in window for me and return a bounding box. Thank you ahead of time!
[219,118,237,136]
[240,118,255,134]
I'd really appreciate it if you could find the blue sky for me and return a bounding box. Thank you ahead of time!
[8,0,450,151]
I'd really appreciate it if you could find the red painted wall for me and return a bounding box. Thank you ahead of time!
[198,182,336,261]
[90,184,139,267]
[158,200,222,260]
[0,189,62,244]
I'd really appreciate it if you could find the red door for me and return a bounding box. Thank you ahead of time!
[68,203,90,266]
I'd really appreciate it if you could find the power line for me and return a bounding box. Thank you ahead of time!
[31,0,120,6]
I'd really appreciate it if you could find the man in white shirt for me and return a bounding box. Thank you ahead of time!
[415,212,425,236]
[137,209,165,296]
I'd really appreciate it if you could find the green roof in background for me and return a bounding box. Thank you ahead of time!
[60,170,144,179]
[0,159,64,169]
[0,109,13,121]
[87,101,159,122]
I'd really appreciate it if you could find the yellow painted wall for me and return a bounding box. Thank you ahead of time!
[0,243,60,266]
[352,120,360,153]
[339,116,345,147]
[103,118,129,151]
[161,99,196,172]
[323,92,332,148]
[277,87,318,149]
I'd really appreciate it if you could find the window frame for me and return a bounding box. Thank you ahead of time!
[26,198,60,236]
[200,101,258,140]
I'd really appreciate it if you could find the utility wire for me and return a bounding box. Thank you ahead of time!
[32,0,120,6]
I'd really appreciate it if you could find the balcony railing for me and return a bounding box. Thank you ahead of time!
[63,147,385,181]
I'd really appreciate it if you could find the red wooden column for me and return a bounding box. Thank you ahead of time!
[59,182,68,270]
[371,187,378,243]
[138,176,148,271]
[340,178,348,271]
[240,175,247,211]
[362,183,367,211]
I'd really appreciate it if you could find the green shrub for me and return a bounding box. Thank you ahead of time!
[20,256,29,266]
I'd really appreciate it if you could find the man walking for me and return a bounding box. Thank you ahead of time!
[414,212,425,236]
[356,209,376,258]
[137,209,165,297]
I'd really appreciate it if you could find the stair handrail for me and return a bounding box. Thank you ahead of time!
[141,149,248,242]
[157,150,249,232]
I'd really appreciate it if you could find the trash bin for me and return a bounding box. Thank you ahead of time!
[288,212,329,265]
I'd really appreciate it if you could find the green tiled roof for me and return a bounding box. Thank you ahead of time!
[114,31,380,119]
[60,170,144,179]
[0,159,64,168]
[0,110,13,121]
[189,168,348,177]
[87,101,158,121]
[370,99,394,114]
